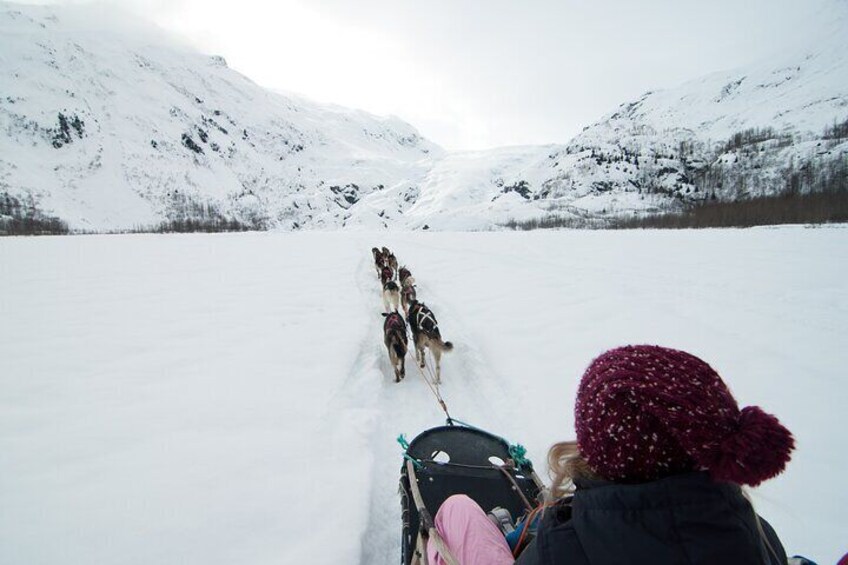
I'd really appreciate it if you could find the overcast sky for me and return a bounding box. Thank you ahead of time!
[24,0,840,150]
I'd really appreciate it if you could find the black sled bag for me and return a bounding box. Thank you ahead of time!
[399,425,542,564]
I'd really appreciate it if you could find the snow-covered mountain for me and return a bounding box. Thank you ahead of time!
[0,2,439,231]
[397,5,848,229]
[1,1,846,232]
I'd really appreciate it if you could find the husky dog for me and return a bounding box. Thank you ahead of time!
[408,300,453,384]
[401,279,417,316]
[373,248,386,277]
[382,280,401,312]
[398,266,412,287]
[382,311,408,382]
[387,253,399,274]
[380,265,395,286]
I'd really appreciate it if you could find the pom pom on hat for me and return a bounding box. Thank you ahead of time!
[575,345,794,486]
[696,405,795,487]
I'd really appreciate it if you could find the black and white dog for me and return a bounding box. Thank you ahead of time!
[383,280,400,312]
[382,311,408,382]
[380,263,399,313]
[408,300,453,384]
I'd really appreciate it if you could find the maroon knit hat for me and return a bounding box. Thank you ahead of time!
[575,345,794,486]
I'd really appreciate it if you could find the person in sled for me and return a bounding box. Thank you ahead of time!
[428,345,794,565]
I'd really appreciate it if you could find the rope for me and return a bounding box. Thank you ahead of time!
[512,505,546,558]
[494,465,534,512]
[414,355,453,422]
[445,417,482,431]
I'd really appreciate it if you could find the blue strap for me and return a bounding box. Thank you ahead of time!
[397,433,423,470]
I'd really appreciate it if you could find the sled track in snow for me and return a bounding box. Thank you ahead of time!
[345,248,527,565]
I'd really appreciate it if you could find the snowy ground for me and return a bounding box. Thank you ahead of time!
[1,228,846,564]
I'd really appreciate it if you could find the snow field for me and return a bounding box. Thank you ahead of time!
[0,233,377,564]
[1,228,846,564]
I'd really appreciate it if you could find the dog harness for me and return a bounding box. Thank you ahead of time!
[386,313,406,333]
[416,306,438,331]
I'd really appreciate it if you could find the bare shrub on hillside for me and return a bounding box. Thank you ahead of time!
[611,189,848,229]
[0,192,70,236]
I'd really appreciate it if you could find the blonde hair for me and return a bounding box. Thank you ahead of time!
[546,440,599,500]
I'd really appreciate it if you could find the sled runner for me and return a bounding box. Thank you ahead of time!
[399,423,545,565]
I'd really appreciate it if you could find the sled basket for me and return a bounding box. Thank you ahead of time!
[399,424,543,564]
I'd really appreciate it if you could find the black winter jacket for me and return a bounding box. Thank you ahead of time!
[515,472,787,565]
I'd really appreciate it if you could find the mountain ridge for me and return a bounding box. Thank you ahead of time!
[1,1,846,232]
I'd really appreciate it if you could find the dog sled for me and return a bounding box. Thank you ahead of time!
[399,422,545,565]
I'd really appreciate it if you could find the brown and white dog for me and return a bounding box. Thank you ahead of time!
[382,280,400,312]
[408,300,453,384]
[387,253,398,275]
[401,278,417,316]
[373,247,386,278]
[398,266,412,287]
[382,311,408,382]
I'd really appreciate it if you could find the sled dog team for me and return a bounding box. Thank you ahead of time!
[373,246,453,384]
